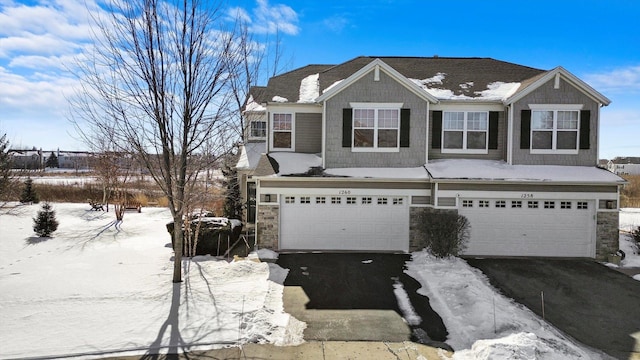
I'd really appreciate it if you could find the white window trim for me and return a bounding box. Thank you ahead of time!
[441,111,489,154]
[528,105,582,155]
[248,120,267,140]
[270,112,295,152]
[349,104,403,153]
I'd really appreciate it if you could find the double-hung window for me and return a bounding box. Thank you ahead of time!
[352,105,400,151]
[530,106,580,154]
[271,113,293,150]
[250,120,266,138]
[442,111,488,153]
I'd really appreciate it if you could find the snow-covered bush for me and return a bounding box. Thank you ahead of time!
[33,202,59,237]
[415,209,470,258]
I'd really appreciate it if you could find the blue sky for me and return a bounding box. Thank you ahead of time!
[1,0,639,159]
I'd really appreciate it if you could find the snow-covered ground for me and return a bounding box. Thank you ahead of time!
[1,203,637,359]
[0,203,303,359]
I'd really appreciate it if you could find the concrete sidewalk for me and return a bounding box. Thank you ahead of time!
[103,341,451,359]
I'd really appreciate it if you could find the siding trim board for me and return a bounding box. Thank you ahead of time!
[260,179,431,190]
[437,182,618,193]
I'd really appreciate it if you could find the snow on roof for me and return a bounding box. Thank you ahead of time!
[298,73,319,103]
[245,94,266,112]
[425,159,624,183]
[322,79,343,93]
[325,166,429,179]
[268,152,322,175]
[236,142,266,171]
[409,78,521,101]
[272,96,288,102]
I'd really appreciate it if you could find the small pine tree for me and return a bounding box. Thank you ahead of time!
[221,162,242,219]
[45,152,59,168]
[20,177,39,204]
[33,202,59,237]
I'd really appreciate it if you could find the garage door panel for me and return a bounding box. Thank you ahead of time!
[280,196,409,251]
[460,200,595,257]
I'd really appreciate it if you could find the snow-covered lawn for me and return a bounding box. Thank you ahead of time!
[2,203,637,359]
[0,203,303,359]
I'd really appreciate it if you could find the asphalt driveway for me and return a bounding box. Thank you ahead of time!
[276,253,450,349]
[466,258,640,360]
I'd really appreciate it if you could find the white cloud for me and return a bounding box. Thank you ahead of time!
[322,15,349,33]
[230,0,299,35]
[583,65,640,93]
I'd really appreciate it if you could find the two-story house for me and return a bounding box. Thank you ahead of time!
[236,56,624,260]
[608,157,640,176]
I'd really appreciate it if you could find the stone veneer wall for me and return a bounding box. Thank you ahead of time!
[596,211,619,260]
[257,205,279,250]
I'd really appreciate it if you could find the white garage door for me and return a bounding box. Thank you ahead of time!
[459,199,595,257]
[280,195,409,251]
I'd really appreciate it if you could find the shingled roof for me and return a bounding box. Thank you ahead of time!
[248,56,547,105]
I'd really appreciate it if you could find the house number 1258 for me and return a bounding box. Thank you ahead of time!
[521,193,534,198]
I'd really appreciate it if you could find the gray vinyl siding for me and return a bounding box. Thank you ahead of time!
[295,113,321,153]
[260,179,430,190]
[437,183,618,193]
[437,197,456,207]
[429,110,507,161]
[512,77,599,166]
[324,69,428,168]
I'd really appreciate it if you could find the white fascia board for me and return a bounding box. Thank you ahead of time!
[505,67,611,106]
[431,101,505,111]
[437,189,619,200]
[316,58,439,104]
[431,178,626,186]
[266,102,323,113]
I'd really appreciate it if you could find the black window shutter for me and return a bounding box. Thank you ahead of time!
[520,110,531,149]
[342,108,352,147]
[432,111,442,149]
[580,110,590,149]
[400,108,410,147]
[488,111,499,150]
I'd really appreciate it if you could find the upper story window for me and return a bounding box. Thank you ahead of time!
[353,108,400,151]
[442,111,488,153]
[271,113,293,150]
[249,120,266,139]
[524,104,587,154]
[531,110,579,153]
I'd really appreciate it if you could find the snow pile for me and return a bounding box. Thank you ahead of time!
[0,203,304,359]
[426,159,624,183]
[325,166,429,179]
[269,152,322,175]
[475,82,521,101]
[298,73,319,102]
[322,79,343,93]
[405,251,605,359]
[272,96,288,102]
[618,208,640,269]
[244,94,266,112]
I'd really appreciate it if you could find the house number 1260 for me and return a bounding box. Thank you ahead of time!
[339,190,351,195]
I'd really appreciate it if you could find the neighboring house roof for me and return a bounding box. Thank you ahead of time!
[610,157,640,164]
[236,141,266,171]
[425,159,625,184]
